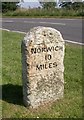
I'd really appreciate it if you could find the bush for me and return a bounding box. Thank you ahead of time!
[2,8,83,17]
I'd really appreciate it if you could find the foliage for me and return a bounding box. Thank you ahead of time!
[2,8,84,17]
[2,2,20,13]
[72,2,84,10]
[59,2,72,9]
[59,1,84,10]
[39,1,56,9]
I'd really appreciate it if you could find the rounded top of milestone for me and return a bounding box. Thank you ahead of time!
[24,26,64,45]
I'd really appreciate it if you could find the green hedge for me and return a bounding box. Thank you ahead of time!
[2,8,84,17]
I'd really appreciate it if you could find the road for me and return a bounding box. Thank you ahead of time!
[1,18,83,43]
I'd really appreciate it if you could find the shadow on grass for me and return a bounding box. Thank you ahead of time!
[1,84,23,106]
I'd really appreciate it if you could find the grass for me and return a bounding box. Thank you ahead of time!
[2,30,83,118]
[0,13,2,18]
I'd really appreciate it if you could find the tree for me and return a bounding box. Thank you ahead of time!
[39,0,56,10]
[59,1,84,10]
[59,2,72,9]
[2,0,24,13]
[71,2,84,10]
[2,2,18,12]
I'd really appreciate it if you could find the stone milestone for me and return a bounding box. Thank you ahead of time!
[22,26,65,108]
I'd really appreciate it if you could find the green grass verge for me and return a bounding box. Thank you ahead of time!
[2,30,83,118]
[0,13,2,18]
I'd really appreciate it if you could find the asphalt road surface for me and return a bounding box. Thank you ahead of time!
[1,18,83,43]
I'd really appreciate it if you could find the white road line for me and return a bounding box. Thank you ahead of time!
[11,30,26,34]
[65,40,84,46]
[0,28,26,34]
[24,21,66,25]
[2,20,14,23]
[24,21,36,23]
[39,21,66,25]
[0,28,83,46]
[62,19,76,20]
[0,28,10,31]
[2,20,65,25]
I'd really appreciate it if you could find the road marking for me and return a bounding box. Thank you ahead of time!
[1,20,14,23]
[65,40,84,46]
[63,19,76,20]
[24,21,66,25]
[0,28,83,46]
[2,20,65,25]
[39,21,66,25]
[24,21,35,23]
[0,28,26,34]
[0,28,10,31]
[11,30,26,34]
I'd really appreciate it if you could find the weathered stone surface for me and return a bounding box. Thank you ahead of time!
[22,26,65,108]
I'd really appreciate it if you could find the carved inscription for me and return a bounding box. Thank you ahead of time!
[36,62,57,71]
[31,45,63,54]
[30,45,62,71]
